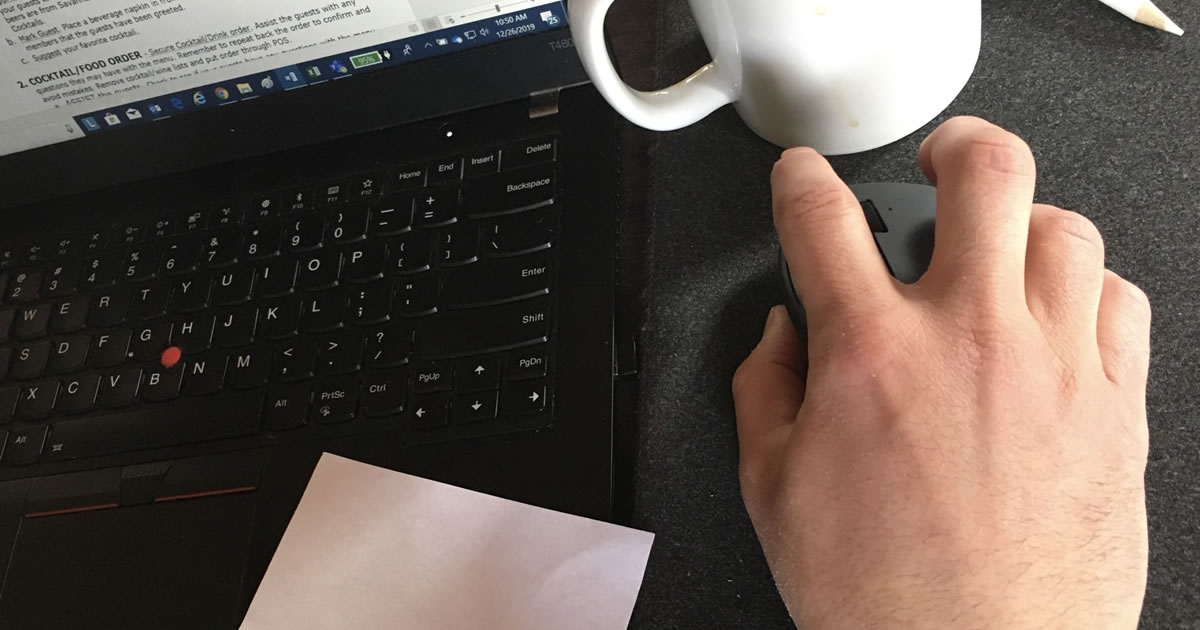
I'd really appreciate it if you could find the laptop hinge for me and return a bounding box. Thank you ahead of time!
[529,89,561,119]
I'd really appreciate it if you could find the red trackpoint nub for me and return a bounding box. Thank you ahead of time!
[161,346,182,369]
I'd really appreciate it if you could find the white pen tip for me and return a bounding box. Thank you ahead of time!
[1134,1,1186,35]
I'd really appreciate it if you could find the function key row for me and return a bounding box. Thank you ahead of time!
[225,136,558,220]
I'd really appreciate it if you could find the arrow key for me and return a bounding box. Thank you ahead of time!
[455,356,499,392]
[454,390,497,424]
[413,394,449,430]
[502,381,547,417]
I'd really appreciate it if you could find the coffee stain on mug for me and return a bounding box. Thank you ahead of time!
[828,80,861,129]
[814,7,859,128]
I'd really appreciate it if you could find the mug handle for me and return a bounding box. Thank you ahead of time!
[569,0,737,131]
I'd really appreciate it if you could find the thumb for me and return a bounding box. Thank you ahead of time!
[733,306,808,484]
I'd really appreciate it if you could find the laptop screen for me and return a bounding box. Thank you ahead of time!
[0,0,568,158]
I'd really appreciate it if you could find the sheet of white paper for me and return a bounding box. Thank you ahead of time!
[242,454,654,630]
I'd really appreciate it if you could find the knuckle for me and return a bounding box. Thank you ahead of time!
[818,311,906,378]
[1132,419,1151,462]
[774,183,857,228]
[947,130,1036,179]
[1122,413,1151,464]
[731,361,756,400]
[738,459,763,496]
[965,322,1022,363]
[945,307,1029,369]
[1120,280,1152,317]
[1100,335,1150,384]
[838,325,896,366]
[1045,209,1105,254]
[1107,272,1153,324]
[737,460,774,521]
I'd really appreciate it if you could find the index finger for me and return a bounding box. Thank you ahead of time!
[773,148,898,321]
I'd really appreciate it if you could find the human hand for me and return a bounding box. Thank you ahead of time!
[733,117,1151,629]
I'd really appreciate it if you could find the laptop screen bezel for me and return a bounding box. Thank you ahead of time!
[0,22,585,210]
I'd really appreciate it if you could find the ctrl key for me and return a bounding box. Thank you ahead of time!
[310,378,357,424]
[362,371,406,418]
[2,425,48,465]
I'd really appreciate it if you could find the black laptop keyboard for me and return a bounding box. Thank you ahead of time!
[0,136,560,467]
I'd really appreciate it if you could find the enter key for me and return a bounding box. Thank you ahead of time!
[441,252,552,309]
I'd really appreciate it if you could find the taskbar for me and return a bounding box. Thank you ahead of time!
[74,2,567,135]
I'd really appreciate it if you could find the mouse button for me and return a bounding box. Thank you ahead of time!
[778,250,808,335]
[872,235,896,278]
[121,461,172,506]
[156,454,261,502]
[25,468,121,518]
[907,219,936,277]
[860,200,889,233]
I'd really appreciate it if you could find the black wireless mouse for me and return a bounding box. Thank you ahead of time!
[781,183,938,336]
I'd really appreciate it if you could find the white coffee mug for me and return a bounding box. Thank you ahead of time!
[570,0,981,155]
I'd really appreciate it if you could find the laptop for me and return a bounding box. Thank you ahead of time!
[0,1,622,626]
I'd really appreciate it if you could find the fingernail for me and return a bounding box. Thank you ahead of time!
[762,306,784,339]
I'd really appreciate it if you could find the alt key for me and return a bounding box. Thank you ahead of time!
[3,425,48,465]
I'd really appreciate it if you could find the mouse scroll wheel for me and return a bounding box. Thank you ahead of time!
[860,200,889,233]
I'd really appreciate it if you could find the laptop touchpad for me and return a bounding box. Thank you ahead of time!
[0,493,256,630]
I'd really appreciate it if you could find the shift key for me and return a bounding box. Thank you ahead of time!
[417,299,549,360]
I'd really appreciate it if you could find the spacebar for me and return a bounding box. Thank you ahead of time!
[44,393,264,462]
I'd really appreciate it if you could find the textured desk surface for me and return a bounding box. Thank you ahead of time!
[625,1,1200,628]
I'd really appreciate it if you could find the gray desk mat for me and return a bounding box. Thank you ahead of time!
[628,1,1200,627]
